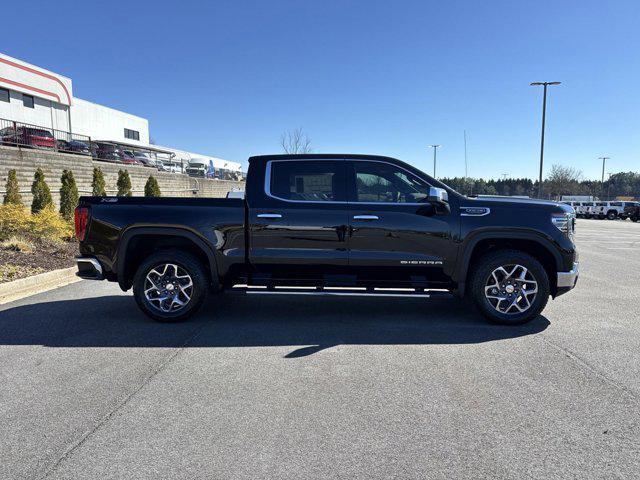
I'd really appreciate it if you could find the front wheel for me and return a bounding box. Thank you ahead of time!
[468,250,550,325]
[606,211,617,220]
[133,250,208,322]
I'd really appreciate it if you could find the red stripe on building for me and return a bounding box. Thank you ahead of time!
[0,57,71,105]
[0,76,61,103]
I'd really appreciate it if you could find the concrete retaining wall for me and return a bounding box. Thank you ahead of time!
[0,146,244,207]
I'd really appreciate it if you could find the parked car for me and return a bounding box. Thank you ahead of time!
[593,202,608,219]
[133,151,156,167]
[576,201,595,218]
[121,150,144,166]
[161,161,181,173]
[623,202,640,222]
[57,139,92,155]
[0,126,56,149]
[95,142,124,163]
[75,153,579,326]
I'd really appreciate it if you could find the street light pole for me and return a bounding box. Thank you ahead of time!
[531,81,561,198]
[606,172,613,201]
[599,156,610,199]
[428,145,441,178]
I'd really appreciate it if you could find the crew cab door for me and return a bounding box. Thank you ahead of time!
[248,159,349,279]
[346,159,457,285]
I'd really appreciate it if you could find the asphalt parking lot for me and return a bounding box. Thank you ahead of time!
[1,219,638,480]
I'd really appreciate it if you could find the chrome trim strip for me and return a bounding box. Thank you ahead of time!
[256,213,282,219]
[264,159,436,206]
[353,215,379,220]
[76,257,103,275]
[557,262,579,288]
[460,207,491,217]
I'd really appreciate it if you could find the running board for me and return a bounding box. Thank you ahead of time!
[229,285,452,299]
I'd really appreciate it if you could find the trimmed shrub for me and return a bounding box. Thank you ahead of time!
[116,170,132,197]
[91,167,107,196]
[30,205,73,241]
[144,175,161,197]
[3,170,22,206]
[59,170,79,221]
[31,168,53,214]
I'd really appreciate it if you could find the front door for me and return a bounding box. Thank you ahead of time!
[346,160,457,286]
[248,159,349,280]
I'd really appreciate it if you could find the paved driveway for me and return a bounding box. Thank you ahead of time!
[1,219,638,479]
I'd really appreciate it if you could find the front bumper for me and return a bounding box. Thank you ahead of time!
[76,257,104,280]
[556,262,579,295]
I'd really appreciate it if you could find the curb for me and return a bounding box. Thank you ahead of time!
[0,267,81,305]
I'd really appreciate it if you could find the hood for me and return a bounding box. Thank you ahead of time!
[465,196,573,214]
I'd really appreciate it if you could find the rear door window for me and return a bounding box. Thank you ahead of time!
[268,160,346,202]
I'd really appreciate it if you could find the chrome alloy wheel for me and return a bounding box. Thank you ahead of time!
[144,263,193,313]
[484,264,538,314]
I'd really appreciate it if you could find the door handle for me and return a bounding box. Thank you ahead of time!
[257,213,282,219]
[353,215,379,220]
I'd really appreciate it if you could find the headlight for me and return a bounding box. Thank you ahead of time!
[551,212,575,238]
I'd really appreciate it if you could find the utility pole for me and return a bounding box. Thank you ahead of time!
[428,145,441,178]
[501,173,509,180]
[531,81,561,198]
[606,172,613,200]
[463,130,468,178]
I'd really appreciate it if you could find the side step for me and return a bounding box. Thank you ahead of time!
[229,285,452,298]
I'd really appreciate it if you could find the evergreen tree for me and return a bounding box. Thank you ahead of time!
[144,175,161,197]
[3,169,22,205]
[59,170,79,221]
[31,168,53,214]
[91,167,107,196]
[116,170,132,197]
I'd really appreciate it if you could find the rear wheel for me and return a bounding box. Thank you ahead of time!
[469,250,550,325]
[606,211,617,220]
[133,250,208,322]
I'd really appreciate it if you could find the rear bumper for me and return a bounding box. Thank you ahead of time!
[556,262,579,296]
[76,257,104,280]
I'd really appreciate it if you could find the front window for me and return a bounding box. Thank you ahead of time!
[268,161,345,202]
[353,161,431,203]
[0,88,9,102]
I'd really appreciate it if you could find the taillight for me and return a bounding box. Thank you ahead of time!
[74,207,89,241]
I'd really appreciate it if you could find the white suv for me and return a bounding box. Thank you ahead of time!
[576,201,596,218]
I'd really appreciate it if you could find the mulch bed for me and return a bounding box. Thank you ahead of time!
[0,239,78,283]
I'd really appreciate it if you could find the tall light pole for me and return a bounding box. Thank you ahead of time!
[599,156,610,199]
[531,81,561,198]
[428,145,441,178]
[606,172,613,200]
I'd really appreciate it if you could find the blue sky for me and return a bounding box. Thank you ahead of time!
[3,0,639,178]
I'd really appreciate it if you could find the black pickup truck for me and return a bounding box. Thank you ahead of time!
[75,154,578,325]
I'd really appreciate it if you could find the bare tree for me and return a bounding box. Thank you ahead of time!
[280,128,312,154]
[545,164,583,199]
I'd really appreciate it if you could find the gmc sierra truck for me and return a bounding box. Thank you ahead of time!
[75,154,579,325]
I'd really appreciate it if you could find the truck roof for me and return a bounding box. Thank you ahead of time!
[248,153,403,163]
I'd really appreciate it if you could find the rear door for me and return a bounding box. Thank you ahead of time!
[345,159,457,285]
[248,159,349,280]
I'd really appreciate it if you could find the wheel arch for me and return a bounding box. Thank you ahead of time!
[456,231,562,297]
[117,227,220,291]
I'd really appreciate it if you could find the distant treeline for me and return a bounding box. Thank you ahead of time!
[440,168,640,200]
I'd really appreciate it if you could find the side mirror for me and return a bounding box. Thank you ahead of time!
[428,187,448,205]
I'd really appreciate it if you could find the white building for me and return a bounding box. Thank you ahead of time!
[0,52,240,171]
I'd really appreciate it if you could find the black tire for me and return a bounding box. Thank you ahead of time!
[606,211,617,220]
[132,249,208,322]
[468,249,550,326]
